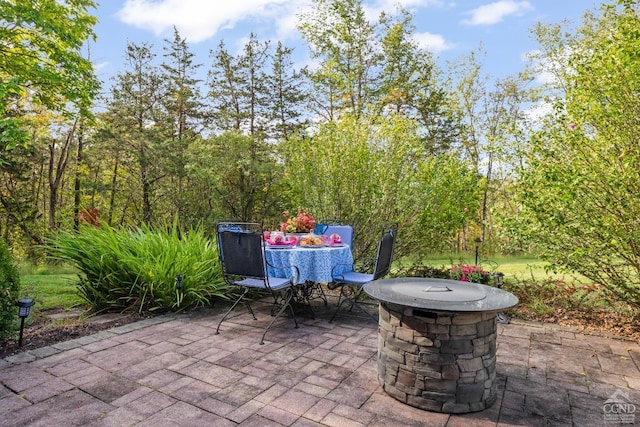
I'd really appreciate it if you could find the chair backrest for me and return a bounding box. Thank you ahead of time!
[373,225,396,280]
[318,223,354,247]
[217,222,266,280]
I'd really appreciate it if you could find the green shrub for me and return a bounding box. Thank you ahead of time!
[391,262,451,279]
[0,238,21,340]
[47,222,229,313]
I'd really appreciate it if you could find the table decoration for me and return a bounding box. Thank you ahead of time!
[265,232,297,246]
[280,207,316,233]
[328,233,342,245]
[298,234,325,247]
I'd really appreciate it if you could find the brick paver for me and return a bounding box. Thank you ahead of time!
[1,300,639,426]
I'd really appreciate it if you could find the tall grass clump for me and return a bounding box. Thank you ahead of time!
[47,222,229,313]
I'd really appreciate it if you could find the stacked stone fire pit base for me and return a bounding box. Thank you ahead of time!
[378,302,497,414]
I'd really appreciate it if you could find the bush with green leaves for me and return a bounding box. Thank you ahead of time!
[391,263,451,279]
[0,238,21,341]
[512,3,640,310]
[47,223,229,313]
[279,113,481,261]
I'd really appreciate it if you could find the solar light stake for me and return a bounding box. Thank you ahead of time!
[175,274,183,290]
[17,298,35,347]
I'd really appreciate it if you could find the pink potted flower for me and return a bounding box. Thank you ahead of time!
[450,264,489,284]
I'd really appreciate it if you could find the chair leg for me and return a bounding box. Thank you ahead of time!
[216,288,252,335]
[329,286,346,322]
[345,287,365,312]
[328,281,344,306]
[312,282,328,305]
[293,281,321,319]
[330,285,377,322]
[261,287,298,345]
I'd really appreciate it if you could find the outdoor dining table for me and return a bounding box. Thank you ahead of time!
[264,244,353,285]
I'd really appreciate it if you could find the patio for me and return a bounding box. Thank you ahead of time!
[1,297,639,426]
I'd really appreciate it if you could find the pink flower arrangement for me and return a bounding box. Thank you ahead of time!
[280,207,316,233]
[450,264,489,284]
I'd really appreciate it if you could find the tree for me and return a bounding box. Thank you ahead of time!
[105,42,166,225]
[447,48,533,249]
[207,35,271,136]
[47,118,78,230]
[207,41,243,132]
[0,0,99,156]
[298,0,380,120]
[187,131,281,223]
[267,42,308,140]
[377,9,459,154]
[0,142,43,249]
[515,2,640,309]
[298,0,459,149]
[160,28,204,224]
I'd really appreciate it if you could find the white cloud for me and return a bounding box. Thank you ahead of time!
[413,32,456,53]
[116,0,294,43]
[524,100,552,125]
[272,1,311,42]
[116,0,445,56]
[462,1,533,26]
[364,0,443,21]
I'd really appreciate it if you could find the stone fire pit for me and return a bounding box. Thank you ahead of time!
[363,277,518,414]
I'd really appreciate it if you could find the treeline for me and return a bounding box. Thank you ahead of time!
[4,0,640,312]
[3,0,514,261]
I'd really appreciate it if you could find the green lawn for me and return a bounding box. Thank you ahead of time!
[415,254,583,283]
[18,264,84,313]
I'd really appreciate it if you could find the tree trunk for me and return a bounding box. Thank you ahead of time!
[48,119,77,230]
[107,155,119,226]
[73,122,84,230]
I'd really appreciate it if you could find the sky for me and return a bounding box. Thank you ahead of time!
[89,0,601,92]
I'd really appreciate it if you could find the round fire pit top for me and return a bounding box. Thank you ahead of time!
[363,277,518,313]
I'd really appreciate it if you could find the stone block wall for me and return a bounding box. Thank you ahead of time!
[377,302,498,414]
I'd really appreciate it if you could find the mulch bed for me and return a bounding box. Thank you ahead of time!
[0,310,148,359]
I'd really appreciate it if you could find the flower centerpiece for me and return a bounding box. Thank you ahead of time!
[280,207,316,233]
[450,264,489,284]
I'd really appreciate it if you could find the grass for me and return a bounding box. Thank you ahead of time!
[415,253,584,283]
[18,263,85,313]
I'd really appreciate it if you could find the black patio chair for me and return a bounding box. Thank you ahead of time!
[329,223,397,322]
[216,222,300,344]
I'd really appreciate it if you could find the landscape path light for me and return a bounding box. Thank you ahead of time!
[493,271,504,288]
[16,298,35,347]
[474,237,483,265]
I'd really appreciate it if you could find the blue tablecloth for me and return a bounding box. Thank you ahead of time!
[265,245,353,284]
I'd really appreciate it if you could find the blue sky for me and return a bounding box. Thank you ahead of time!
[90,0,599,90]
